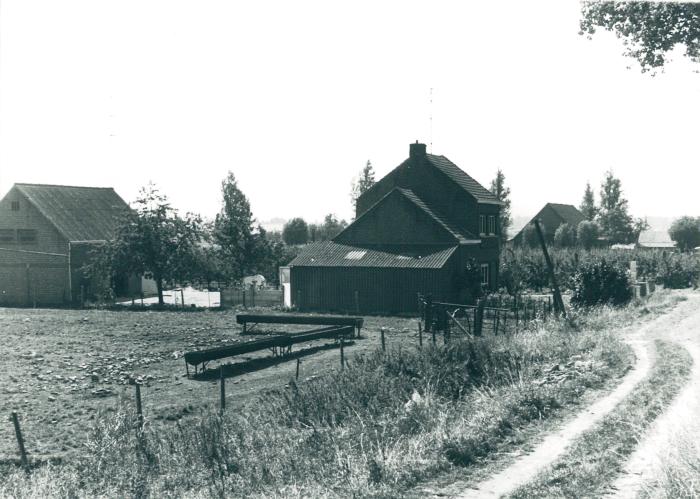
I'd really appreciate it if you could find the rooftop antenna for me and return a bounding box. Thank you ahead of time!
[429,87,433,153]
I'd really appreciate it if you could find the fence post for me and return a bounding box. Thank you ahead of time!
[340,337,345,370]
[243,290,246,309]
[474,299,485,336]
[180,288,185,308]
[380,327,386,352]
[10,412,29,473]
[296,358,300,380]
[135,384,143,429]
[220,367,226,414]
[354,290,360,315]
[418,322,423,347]
[425,295,433,332]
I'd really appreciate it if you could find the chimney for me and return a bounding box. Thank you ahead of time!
[409,141,427,159]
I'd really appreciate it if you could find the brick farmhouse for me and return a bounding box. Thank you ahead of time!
[0,183,140,306]
[288,142,503,314]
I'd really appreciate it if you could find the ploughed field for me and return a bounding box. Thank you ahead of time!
[0,306,417,462]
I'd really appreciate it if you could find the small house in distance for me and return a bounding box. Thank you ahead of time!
[0,183,140,306]
[637,229,676,250]
[288,142,503,314]
[511,203,586,246]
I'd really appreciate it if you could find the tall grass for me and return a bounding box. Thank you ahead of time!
[642,433,700,498]
[0,295,670,498]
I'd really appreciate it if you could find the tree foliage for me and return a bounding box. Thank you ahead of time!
[350,160,376,213]
[521,222,542,249]
[580,182,598,221]
[669,216,700,252]
[597,170,638,244]
[283,218,309,245]
[214,172,270,284]
[580,2,700,72]
[489,168,511,244]
[309,214,348,242]
[110,184,203,305]
[577,220,600,250]
[554,223,577,248]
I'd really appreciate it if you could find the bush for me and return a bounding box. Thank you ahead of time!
[659,254,699,289]
[571,259,632,307]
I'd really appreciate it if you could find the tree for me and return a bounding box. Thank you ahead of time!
[213,172,269,284]
[521,222,543,248]
[111,184,203,305]
[580,182,598,221]
[282,218,309,245]
[597,170,636,244]
[669,216,700,252]
[350,160,376,213]
[554,223,577,248]
[489,168,512,244]
[580,2,700,72]
[577,220,600,250]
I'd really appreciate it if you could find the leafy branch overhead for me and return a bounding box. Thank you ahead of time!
[580,2,700,71]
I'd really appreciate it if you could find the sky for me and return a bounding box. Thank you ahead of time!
[0,1,698,228]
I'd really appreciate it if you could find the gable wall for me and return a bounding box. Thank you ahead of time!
[337,191,456,245]
[0,187,68,253]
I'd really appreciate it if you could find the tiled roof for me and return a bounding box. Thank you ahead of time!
[14,183,130,241]
[426,154,502,205]
[289,241,458,269]
[547,203,586,227]
[395,188,480,244]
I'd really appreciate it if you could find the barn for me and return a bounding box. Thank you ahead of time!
[288,142,503,314]
[0,183,140,306]
[510,203,586,246]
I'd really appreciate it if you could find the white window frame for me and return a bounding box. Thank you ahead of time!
[479,215,486,235]
[488,215,496,235]
[480,263,489,287]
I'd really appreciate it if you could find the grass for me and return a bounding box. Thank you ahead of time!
[641,434,700,498]
[0,290,686,498]
[510,340,693,499]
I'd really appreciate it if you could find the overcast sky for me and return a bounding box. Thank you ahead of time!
[0,1,698,227]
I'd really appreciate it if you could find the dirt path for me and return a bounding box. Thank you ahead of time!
[454,291,700,499]
[608,292,700,498]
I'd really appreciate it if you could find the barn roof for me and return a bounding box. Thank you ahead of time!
[546,203,586,227]
[14,183,130,241]
[637,230,676,248]
[425,154,502,205]
[288,241,457,269]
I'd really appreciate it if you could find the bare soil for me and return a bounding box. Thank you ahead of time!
[0,306,419,462]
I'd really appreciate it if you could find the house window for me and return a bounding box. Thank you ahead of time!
[17,229,37,244]
[480,263,490,287]
[10,201,19,211]
[0,229,14,243]
[488,215,496,235]
[479,215,486,235]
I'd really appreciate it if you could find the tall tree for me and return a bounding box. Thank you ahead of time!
[111,184,203,305]
[489,168,511,244]
[580,2,700,72]
[597,170,637,244]
[213,172,272,283]
[580,182,598,221]
[350,160,376,213]
[669,216,700,252]
[283,218,309,245]
[577,220,600,250]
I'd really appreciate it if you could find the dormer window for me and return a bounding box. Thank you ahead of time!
[479,215,486,235]
[11,201,19,211]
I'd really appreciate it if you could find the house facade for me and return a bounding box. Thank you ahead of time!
[288,142,503,314]
[0,183,139,306]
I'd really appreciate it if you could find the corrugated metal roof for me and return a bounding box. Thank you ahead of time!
[289,241,458,269]
[426,154,502,205]
[14,183,130,241]
[396,188,480,243]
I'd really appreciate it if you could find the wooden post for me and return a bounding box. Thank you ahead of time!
[425,295,433,332]
[432,324,436,345]
[219,368,226,413]
[135,384,143,429]
[295,358,300,380]
[10,412,29,473]
[418,322,423,347]
[141,292,144,306]
[354,290,360,315]
[243,289,246,309]
[380,327,385,352]
[340,337,345,370]
[533,219,566,317]
[80,285,85,309]
[180,288,185,308]
[474,299,485,336]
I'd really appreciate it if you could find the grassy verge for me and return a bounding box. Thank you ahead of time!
[510,340,693,499]
[641,433,700,498]
[0,293,683,498]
